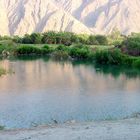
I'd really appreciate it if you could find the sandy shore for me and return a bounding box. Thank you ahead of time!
[0,118,140,140]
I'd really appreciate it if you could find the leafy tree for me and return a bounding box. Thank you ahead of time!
[77,34,89,44]
[12,36,22,43]
[30,33,42,44]
[56,32,72,45]
[122,35,140,56]
[88,35,99,45]
[108,28,124,45]
[95,35,108,45]
[42,31,57,44]
[22,34,32,44]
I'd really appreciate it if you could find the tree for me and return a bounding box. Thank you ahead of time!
[108,28,124,45]
[30,33,42,44]
[77,34,89,44]
[22,34,32,44]
[88,35,99,45]
[56,32,73,45]
[95,35,108,45]
[42,31,57,44]
[110,28,121,40]
[122,36,140,56]
[12,36,22,43]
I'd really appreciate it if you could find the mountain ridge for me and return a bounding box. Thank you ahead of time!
[0,0,140,35]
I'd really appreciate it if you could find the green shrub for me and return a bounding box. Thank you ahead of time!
[43,45,49,49]
[73,44,88,49]
[95,35,108,45]
[30,33,42,44]
[126,37,140,50]
[16,45,42,55]
[42,45,54,54]
[94,49,126,65]
[88,35,99,45]
[0,42,17,55]
[0,45,6,54]
[122,36,140,56]
[56,45,68,51]
[133,59,140,68]
[76,34,89,44]
[88,35,108,45]
[69,45,90,59]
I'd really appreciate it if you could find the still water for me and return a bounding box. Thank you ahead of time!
[0,57,140,128]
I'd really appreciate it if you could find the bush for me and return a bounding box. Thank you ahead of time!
[21,34,32,44]
[95,35,108,45]
[94,49,127,65]
[42,45,49,49]
[42,45,54,54]
[30,33,42,44]
[122,36,140,56]
[0,41,17,55]
[16,45,42,55]
[107,28,124,45]
[76,34,89,44]
[133,59,140,68]
[56,45,68,51]
[0,45,6,54]
[88,35,99,45]
[88,35,108,45]
[69,45,90,59]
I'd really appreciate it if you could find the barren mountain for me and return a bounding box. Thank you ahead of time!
[0,0,140,35]
[54,0,140,34]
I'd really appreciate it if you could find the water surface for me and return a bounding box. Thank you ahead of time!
[0,57,140,128]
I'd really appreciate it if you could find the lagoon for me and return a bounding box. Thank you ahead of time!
[0,57,140,128]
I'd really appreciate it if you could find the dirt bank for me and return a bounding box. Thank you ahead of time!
[0,118,140,140]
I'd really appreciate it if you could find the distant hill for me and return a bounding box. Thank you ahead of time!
[0,0,140,35]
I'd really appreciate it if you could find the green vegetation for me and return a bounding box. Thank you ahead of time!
[94,49,125,65]
[107,28,124,45]
[12,31,109,46]
[15,45,42,55]
[122,34,140,56]
[133,59,140,68]
[88,35,108,45]
[0,31,140,69]
[69,44,91,59]
[0,67,6,76]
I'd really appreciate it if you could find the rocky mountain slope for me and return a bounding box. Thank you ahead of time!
[0,0,140,35]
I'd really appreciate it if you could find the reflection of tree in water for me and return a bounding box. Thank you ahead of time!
[9,56,43,61]
[6,57,140,79]
[93,64,140,79]
[71,60,140,79]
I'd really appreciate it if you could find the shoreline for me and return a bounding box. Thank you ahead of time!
[0,118,140,140]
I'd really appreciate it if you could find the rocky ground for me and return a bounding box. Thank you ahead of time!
[0,118,140,140]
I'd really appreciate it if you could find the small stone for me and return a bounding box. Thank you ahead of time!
[85,127,89,129]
